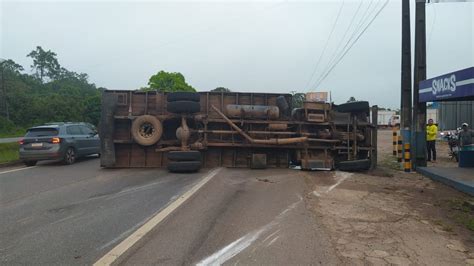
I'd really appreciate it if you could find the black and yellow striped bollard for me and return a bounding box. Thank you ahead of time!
[404,143,411,172]
[392,127,397,156]
[397,135,403,164]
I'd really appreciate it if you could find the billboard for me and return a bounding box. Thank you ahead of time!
[419,67,474,102]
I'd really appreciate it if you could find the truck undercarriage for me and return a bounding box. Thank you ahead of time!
[100,91,378,172]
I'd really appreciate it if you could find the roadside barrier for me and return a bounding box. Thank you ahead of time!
[392,127,397,156]
[397,135,403,164]
[404,143,411,172]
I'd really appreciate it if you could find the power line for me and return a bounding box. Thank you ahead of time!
[311,0,378,90]
[315,0,379,89]
[312,0,365,90]
[303,0,345,91]
[312,0,390,90]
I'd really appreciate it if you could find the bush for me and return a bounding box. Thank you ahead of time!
[0,117,26,137]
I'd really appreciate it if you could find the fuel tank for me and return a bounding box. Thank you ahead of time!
[225,104,279,119]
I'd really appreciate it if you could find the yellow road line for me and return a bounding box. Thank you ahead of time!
[94,167,222,266]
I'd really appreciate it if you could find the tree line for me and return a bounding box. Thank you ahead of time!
[0,46,101,136]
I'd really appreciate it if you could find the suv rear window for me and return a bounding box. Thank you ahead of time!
[26,128,59,137]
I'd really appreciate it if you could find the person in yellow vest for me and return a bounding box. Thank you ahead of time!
[426,119,438,162]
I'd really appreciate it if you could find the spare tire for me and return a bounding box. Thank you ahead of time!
[131,115,163,146]
[167,92,200,102]
[276,96,289,113]
[336,159,371,171]
[168,161,201,173]
[167,101,200,114]
[168,151,202,161]
[335,101,370,114]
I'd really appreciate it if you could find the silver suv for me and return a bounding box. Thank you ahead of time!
[19,122,100,166]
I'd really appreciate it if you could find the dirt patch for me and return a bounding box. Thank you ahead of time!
[303,130,474,265]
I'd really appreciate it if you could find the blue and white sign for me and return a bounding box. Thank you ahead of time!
[419,67,474,102]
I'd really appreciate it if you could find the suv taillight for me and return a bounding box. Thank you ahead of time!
[51,137,61,144]
[19,139,24,145]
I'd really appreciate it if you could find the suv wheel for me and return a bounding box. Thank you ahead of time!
[63,147,76,165]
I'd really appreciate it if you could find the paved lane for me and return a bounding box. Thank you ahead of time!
[0,157,206,265]
[121,168,340,265]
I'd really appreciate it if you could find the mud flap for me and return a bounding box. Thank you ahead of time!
[100,93,118,168]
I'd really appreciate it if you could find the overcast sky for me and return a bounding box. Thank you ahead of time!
[1,0,473,108]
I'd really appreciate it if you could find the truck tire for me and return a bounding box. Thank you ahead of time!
[167,92,200,103]
[336,159,371,171]
[167,151,201,161]
[335,101,370,114]
[167,161,201,173]
[276,96,289,113]
[291,108,305,121]
[131,115,163,146]
[167,101,200,114]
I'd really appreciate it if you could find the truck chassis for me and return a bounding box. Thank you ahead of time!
[100,90,378,171]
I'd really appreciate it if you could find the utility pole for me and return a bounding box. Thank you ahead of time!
[412,0,427,168]
[401,0,412,130]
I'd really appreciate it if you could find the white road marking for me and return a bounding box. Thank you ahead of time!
[261,229,280,244]
[0,166,36,175]
[197,197,302,266]
[325,172,352,193]
[197,228,267,266]
[98,194,181,251]
[93,168,222,266]
[312,171,353,197]
[98,220,146,251]
[266,235,280,247]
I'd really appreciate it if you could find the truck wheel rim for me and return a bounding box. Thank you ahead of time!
[139,122,155,139]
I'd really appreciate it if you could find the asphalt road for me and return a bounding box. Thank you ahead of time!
[120,168,340,265]
[0,157,206,265]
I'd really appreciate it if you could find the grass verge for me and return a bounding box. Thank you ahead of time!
[0,142,20,164]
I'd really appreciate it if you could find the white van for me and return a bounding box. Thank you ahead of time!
[389,115,400,127]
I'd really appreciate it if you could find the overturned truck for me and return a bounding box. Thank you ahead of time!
[100,90,378,172]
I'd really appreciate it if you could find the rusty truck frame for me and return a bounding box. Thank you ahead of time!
[100,90,378,172]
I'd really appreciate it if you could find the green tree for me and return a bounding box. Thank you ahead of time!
[146,70,196,92]
[83,93,101,125]
[212,87,231,92]
[0,59,24,75]
[27,46,61,82]
[0,48,102,136]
